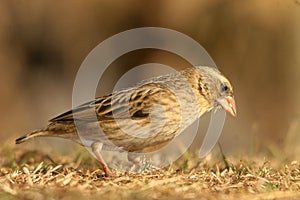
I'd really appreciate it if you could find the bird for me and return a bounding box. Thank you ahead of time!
[15,66,236,176]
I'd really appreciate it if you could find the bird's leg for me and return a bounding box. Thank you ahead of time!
[91,142,111,177]
[127,152,142,172]
[127,152,141,164]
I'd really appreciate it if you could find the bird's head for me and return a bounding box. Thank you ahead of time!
[196,66,236,117]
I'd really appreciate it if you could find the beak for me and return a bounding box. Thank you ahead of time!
[217,96,237,117]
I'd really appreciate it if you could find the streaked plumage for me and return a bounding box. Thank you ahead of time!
[16,66,236,176]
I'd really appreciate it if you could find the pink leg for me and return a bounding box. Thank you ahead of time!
[92,142,111,177]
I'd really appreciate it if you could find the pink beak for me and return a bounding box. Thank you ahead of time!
[217,96,237,117]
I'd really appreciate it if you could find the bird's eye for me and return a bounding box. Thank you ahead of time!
[221,84,228,92]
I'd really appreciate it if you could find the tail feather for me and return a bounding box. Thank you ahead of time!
[15,129,49,144]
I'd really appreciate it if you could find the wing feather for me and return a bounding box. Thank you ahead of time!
[49,83,168,123]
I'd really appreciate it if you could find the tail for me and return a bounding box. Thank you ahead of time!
[15,129,49,144]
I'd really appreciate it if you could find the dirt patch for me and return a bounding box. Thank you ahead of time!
[1,147,300,200]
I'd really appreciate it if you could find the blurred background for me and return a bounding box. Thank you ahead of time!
[1,0,300,161]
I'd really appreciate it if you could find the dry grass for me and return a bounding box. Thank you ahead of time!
[1,146,300,200]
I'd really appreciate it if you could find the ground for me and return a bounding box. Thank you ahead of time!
[1,144,300,200]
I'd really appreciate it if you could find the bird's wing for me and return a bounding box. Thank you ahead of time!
[49,94,112,122]
[49,83,173,123]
